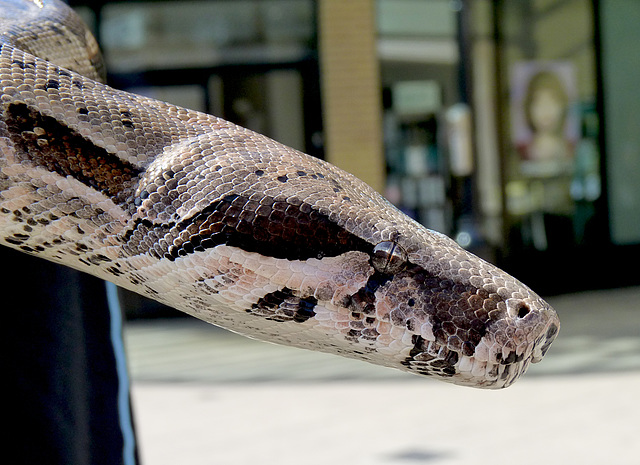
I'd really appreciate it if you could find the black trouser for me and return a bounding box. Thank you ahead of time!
[5,248,138,465]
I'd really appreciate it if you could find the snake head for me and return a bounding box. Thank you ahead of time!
[349,230,561,389]
[127,131,560,389]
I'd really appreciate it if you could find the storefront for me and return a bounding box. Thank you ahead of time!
[475,0,640,292]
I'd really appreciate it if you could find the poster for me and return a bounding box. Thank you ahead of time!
[510,61,578,175]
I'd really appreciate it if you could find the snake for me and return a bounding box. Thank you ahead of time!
[0,0,559,389]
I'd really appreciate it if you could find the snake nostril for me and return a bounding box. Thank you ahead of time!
[516,303,530,319]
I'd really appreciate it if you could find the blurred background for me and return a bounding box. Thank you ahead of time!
[9,1,638,465]
[71,0,640,299]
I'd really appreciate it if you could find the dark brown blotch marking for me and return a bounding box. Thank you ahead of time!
[160,193,372,262]
[249,288,318,323]
[402,268,500,351]
[402,336,457,378]
[347,271,393,318]
[43,79,59,91]
[107,266,124,277]
[120,110,134,128]
[538,323,558,357]
[389,267,510,378]
[500,351,524,365]
[5,103,142,204]
[5,235,26,245]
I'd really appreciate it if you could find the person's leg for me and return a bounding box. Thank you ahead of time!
[4,248,138,465]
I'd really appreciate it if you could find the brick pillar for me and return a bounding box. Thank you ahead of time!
[318,0,385,193]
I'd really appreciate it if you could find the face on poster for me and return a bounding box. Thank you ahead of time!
[511,61,579,167]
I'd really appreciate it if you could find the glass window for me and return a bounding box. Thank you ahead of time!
[599,0,640,245]
[496,0,600,252]
[100,0,315,72]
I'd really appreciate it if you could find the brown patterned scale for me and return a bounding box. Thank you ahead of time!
[0,0,559,388]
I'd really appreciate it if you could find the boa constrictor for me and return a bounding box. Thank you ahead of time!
[0,0,558,388]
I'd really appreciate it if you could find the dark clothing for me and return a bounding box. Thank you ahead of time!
[4,248,138,465]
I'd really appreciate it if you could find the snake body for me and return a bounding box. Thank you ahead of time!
[0,0,558,388]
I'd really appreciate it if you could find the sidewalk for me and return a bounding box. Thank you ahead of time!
[125,286,640,465]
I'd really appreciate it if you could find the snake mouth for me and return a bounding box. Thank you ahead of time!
[451,354,532,389]
[450,314,560,388]
[531,321,559,364]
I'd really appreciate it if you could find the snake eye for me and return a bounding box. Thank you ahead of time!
[371,241,407,274]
